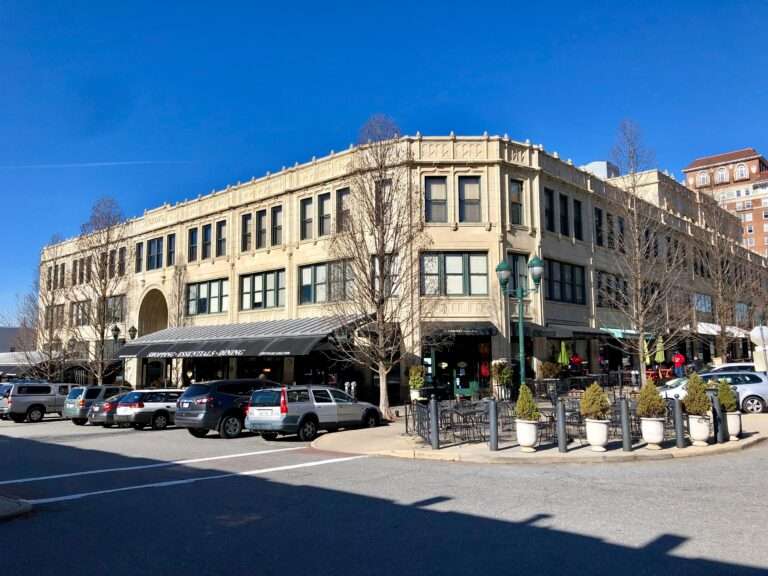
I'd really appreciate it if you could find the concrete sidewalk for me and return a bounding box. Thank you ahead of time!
[0,496,31,521]
[312,414,767,464]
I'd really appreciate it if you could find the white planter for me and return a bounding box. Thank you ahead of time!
[726,412,742,441]
[585,419,610,452]
[640,417,665,450]
[688,415,710,446]
[516,419,538,453]
[409,389,421,402]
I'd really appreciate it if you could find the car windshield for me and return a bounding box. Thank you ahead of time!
[250,390,281,407]
[67,388,85,400]
[85,388,102,400]
[181,384,211,398]
[120,392,144,404]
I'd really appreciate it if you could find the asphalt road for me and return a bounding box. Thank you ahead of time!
[2,416,767,576]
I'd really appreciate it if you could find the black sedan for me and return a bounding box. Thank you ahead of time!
[87,393,128,427]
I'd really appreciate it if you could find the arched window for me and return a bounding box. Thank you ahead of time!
[715,167,727,184]
[736,163,748,180]
[697,171,709,186]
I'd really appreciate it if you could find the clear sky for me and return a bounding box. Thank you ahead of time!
[1,0,766,321]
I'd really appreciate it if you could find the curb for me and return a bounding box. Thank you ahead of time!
[312,433,766,465]
[0,496,32,521]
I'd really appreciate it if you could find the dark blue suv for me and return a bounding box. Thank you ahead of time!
[175,379,278,439]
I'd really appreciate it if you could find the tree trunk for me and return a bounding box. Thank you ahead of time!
[378,360,393,421]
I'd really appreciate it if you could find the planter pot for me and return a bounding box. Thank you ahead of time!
[409,389,421,402]
[585,419,610,452]
[726,412,742,441]
[640,417,665,450]
[688,415,710,446]
[516,419,538,453]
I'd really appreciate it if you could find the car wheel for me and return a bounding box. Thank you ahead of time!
[261,432,278,441]
[219,415,243,439]
[362,410,380,428]
[103,423,113,428]
[152,413,169,431]
[742,396,766,414]
[72,418,87,426]
[10,414,26,424]
[297,418,318,442]
[132,423,145,430]
[26,406,45,423]
[188,428,209,438]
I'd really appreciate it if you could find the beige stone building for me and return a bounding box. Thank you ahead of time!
[40,135,767,401]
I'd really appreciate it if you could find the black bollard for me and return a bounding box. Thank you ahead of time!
[712,395,729,444]
[556,399,568,453]
[621,397,632,451]
[674,398,686,448]
[488,398,498,451]
[429,395,440,450]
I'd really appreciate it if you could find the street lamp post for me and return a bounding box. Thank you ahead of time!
[496,256,545,389]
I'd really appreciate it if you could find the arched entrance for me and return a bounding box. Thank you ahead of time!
[138,289,169,387]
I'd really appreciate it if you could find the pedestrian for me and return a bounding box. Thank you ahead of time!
[672,351,685,378]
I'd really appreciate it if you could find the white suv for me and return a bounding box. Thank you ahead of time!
[115,389,183,430]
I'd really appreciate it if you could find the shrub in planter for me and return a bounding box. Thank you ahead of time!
[408,366,424,401]
[539,361,562,379]
[491,359,513,399]
[637,381,667,449]
[684,373,711,446]
[514,384,540,453]
[717,380,741,441]
[581,382,610,451]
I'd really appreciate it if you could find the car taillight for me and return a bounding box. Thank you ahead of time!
[78,400,86,408]
[124,402,144,409]
[103,403,111,411]
[194,396,215,407]
[280,387,288,415]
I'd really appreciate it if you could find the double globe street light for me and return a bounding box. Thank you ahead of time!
[495,256,545,388]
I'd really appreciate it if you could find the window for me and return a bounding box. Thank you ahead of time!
[300,197,313,240]
[186,279,229,316]
[697,171,710,186]
[596,271,627,309]
[544,259,586,305]
[135,242,144,273]
[745,238,755,247]
[744,213,753,222]
[70,301,90,327]
[318,193,331,236]
[735,302,749,324]
[694,293,713,313]
[147,238,163,271]
[271,206,283,246]
[71,260,78,285]
[736,164,748,180]
[373,255,399,298]
[544,188,555,232]
[188,228,198,262]
[312,389,333,404]
[255,210,267,249]
[108,250,116,279]
[507,253,529,293]
[747,224,754,235]
[106,295,125,323]
[573,199,583,240]
[715,167,728,184]
[336,188,350,232]
[329,260,354,301]
[202,224,212,259]
[330,389,353,403]
[606,213,615,249]
[215,220,227,257]
[745,200,753,209]
[510,179,523,226]
[419,252,488,296]
[425,176,448,223]
[299,263,327,304]
[240,269,286,310]
[458,176,481,222]
[287,389,311,403]
[241,213,252,251]
[617,216,625,252]
[559,194,570,236]
[118,247,126,276]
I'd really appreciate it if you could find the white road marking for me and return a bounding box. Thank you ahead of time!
[0,447,305,486]
[23,455,368,504]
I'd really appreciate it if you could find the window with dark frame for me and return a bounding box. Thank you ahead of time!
[188,228,198,262]
[215,220,227,257]
[146,238,163,271]
[135,242,144,273]
[419,252,488,296]
[186,278,229,316]
[255,210,267,249]
[166,234,175,266]
[240,269,286,310]
[318,193,331,236]
[573,199,583,240]
[300,197,313,241]
[458,176,481,223]
[606,213,615,249]
[299,263,328,304]
[271,206,283,246]
[202,224,212,259]
[544,188,555,232]
[544,259,586,305]
[241,213,252,252]
[118,247,126,276]
[510,179,523,226]
[425,176,448,223]
[559,193,570,236]
[594,207,604,246]
[507,253,529,292]
[336,188,350,232]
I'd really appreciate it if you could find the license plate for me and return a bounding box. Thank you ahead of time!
[93,407,100,412]
[256,409,272,416]
[182,402,190,408]
[66,403,74,408]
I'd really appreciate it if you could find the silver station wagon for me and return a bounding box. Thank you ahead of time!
[245,386,381,442]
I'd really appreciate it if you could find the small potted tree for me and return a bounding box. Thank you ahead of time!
[408,366,424,402]
[491,359,512,399]
[636,381,667,450]
[580,382,611,451]
[514,384,540,452]
[717,380,741,441]
[684,373,711,447]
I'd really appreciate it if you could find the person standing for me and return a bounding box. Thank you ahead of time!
[672,351,686,378]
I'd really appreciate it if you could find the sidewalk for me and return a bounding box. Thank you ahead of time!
[0,496,31,521]
[312,414,768,464]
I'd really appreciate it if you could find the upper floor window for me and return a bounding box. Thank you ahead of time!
[106,295,126,323]
[188,228,198,262]
[70,300,90,327]
[318,193,331,237]
[458,176,481,223]
[697,171,710,187]
[507,252,529,293]
[606,213,615,249]
[186,278,229,316]
[241,213,252,252]
[135,242,144,273]
[166,234,175,267]
[573,199,583,241]
[509,179,523,226]
[271,206,283,246]
[425,176,448,223]
[420,252,488,296]
[736,163,748,180]
[715,167,728,184]
[118,247,126,276]
[558,194,570,236]
[544,189,555,232]
[299,263,327,304]
[215,220,227,257]
[146,238,163,271]
[255,210,267,249]
[300,198,313,240]
[108,250,116,279]
[544,259,586,305]
[330,260,355,301]
[336,188,350,232]
[202,224,212,259]
[240,269,286,310]
[694,293,713,313]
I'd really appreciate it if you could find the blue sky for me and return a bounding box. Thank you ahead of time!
[1,0,766,321]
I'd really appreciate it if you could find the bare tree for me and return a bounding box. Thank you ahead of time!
[600,120,690,385]
[328,115,434,419]
[167,258,188,329]
[69,197,132,385]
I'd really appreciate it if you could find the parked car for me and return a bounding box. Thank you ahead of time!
[115,389,183,430]
[245,385,381,442]
[87,393,129,427]
[0,381,76,423]
[707,362,756,373]
[175,379,279,439]
[659,371,768,413]
[63,386,132,425]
